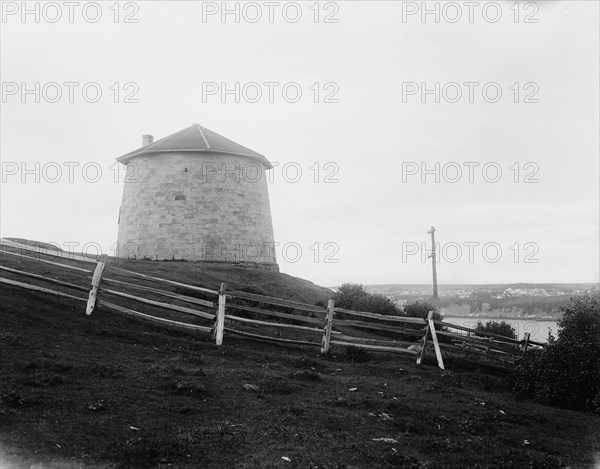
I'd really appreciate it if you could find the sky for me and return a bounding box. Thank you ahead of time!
[1,0,598,287]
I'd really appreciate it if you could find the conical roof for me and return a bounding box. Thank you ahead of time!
[117,124,271,168]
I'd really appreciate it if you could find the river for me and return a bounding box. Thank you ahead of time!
[444,317,559,343]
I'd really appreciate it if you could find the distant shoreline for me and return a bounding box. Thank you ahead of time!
[444,316,559,322]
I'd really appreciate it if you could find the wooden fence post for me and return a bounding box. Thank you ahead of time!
[321,299,335,354]
[213,283,227,345]
[521,332,530,358]
[86,255,107,316]
[416,316,430,365]
[428,312,445,370]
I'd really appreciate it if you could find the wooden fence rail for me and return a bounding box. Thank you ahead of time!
[330,341,418,356]
[228,290,328,315]
[0,265,89,292]
[0,239,546,369]
[101,288,215,321]
[98,300,213,333]
[435,330,521,355]
[106,265,219,296]
[0,239,98,264]
[226,303,325,326]
[436,320,523,345]
[334,307,427,325]
[0,277,87,302]
[1,248,94,273]
[102,277,215,308]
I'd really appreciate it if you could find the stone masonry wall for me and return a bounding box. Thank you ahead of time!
[116,151,277,266]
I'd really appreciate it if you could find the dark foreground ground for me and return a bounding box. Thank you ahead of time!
[1,282,599,468]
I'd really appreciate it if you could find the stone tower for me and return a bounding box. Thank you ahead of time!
[116,124,277,269]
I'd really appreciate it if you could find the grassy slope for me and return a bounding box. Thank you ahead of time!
[1,239,333,306]
[1,254,600,468]
[107,258,334,305]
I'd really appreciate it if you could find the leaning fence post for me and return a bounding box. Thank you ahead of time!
[416,315,430,365]
[213,283,227,346]
[521,332,531,358]
[428,311,445,370]
[86,255,107,316]
[321,299,335,354]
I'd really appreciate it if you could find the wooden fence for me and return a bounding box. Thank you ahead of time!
[0,239,545,369]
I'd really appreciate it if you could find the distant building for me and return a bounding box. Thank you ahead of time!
[116,124,278,269]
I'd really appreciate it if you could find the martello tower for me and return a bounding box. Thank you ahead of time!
[116,124,277,269]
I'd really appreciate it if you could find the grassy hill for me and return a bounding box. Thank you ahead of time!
[2,238,333,306]
[1,246,600,468]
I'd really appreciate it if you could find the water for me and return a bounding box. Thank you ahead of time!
[445,317,559,343]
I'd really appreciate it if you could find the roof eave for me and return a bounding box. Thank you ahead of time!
[116,149,273,169]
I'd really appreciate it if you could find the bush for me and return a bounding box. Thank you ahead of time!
[554,292,600,343]
[333,283,399,315]
[354,293,398,316]
[511,292,600,413]
[333,283,367,309]
[475,320,517,340]
[402,300,442,322]
[401,301,448,341]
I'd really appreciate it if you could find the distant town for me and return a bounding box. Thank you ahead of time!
[361,283,600,320]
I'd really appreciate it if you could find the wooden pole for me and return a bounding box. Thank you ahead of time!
[428,312,445,370]
[427,226,438,303]
[416,318,430,365]
[213,283,227,345]
[86,255,107,315]
[521,332,531,358]
[321,299,335,354]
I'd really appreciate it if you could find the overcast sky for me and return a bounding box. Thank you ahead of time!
[1,1,598,287]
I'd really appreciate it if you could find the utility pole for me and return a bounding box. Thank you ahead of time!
[427,226,438,302]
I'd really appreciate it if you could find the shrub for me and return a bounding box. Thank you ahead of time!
[401,301,447,341]
[333,283,399,315]
[475,320,517,339]
[333,283,368,309]
[511,292,600,413]
[402,300,442,322]
[354,293,398,316]
[554,292,600,343]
